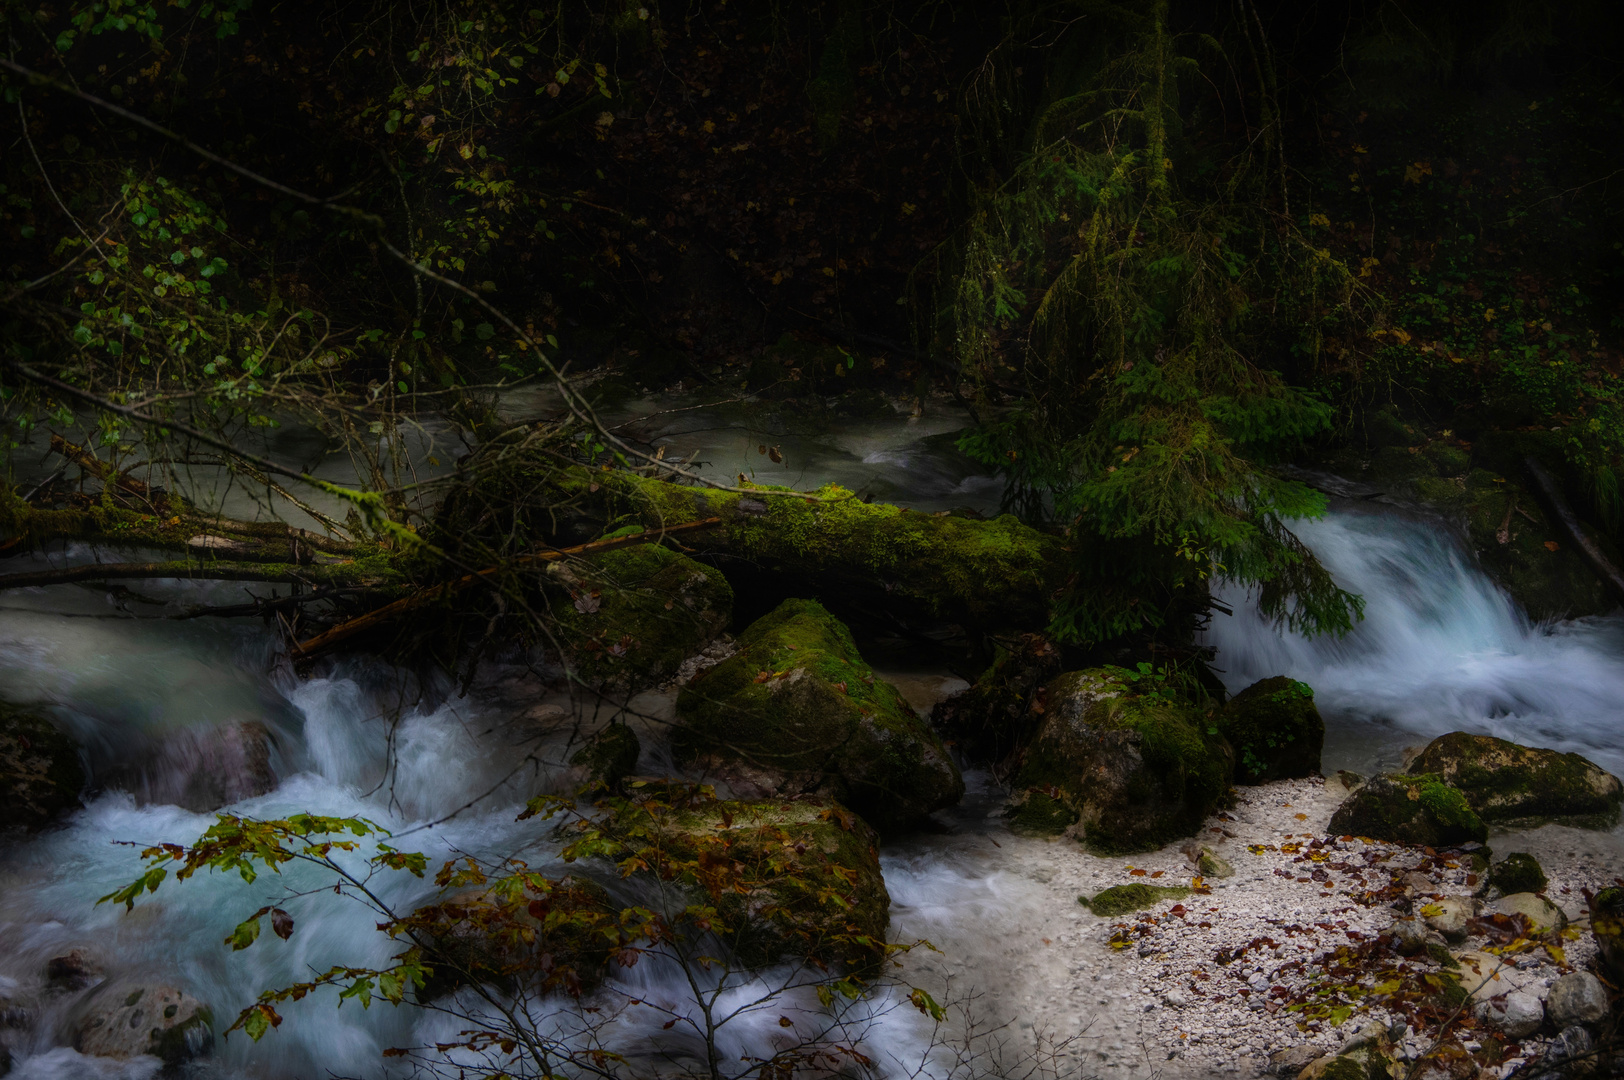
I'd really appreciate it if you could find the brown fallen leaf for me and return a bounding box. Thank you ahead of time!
[1294,813,1308,821]
[1545,540,1560,551]
[1150,871,1165,879]
[1129,868,1147,877]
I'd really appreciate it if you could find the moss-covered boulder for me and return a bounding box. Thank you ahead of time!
[1,703,85,831]
[674,599,962,828]
[1080,883,1191,917]
[413,875,616,999]
[1006,787,1078,836]
[1488,853,1548,896]
[566,725,641,791]
[1329,773,1487,846]
[551,537,732,689]
[1014,668,1234,854]
[604,796,890,972]
[1406,732,1622,829]
[1217,676,1323,784]
[1590,887,1624,979]
[932,633,1061,763]
[1298,1040,1401,1080]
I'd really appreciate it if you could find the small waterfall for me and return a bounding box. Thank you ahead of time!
[1205,504,1624,777]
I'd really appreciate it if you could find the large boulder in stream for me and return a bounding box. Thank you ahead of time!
[70,981,213,1065]
[1328,773,1488,847]
[1407,732,1623,829]
[1012,668,1234,854]
[550,537,732,689]
[0,702,84,831]
[1216,676,1323,784]
[932,633,1061,762]
[674,599,963,828]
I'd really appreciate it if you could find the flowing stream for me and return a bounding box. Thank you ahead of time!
[4,414,1624,1078]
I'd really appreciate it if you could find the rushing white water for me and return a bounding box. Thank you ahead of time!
[1206,504,1624,778]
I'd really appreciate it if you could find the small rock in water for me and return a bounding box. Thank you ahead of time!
[1473,989,1544,1038]
[45,949,101,990]
[1546,972,1608,1028]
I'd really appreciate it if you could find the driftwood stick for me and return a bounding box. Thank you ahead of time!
[290,517,723,659]
[1524,456,1624,605]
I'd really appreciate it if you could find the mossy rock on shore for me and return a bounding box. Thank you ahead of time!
[551,537,732,689]
[1299,1041,1401,1080]
[1328,773,1487,847]
[1488,852,1548,896]
[674,599,963,828]
[1,703,85,831]
[1590,887,1624,980]
[1407,731,1622,829]
[1217,676,1323,784]
[604,796,891,972]
[1014,668,1234,855]
[1081,883,1190,917]
[567,725,641,791]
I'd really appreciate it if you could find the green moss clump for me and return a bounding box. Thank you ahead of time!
[1489,852,1548,896]
[1016,668,1234,854]
[568,725,641,791]
[1408,731,1623,828]
[675,599,963,829]
[552,541,732,689]
[1006,789,1078,836]
[1081,883,1191,917]
[1217,676,1323,784]
[0,703,85,831]
[1327,773,1487,847]
[1589,886,1624,979]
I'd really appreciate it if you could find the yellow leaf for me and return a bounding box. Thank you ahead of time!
[701,120,716,133]
[1391,327,1411,344]
[1309,213,1330,227]
[1352,144,1368,154]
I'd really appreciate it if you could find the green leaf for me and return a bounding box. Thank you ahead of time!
[227,915,262,950]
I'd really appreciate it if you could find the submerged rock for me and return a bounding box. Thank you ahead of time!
[674,599,962,828]
[0,703,85,831]
[565,724,641,791]
[552,539,733,689]
[126,720,277,812]
[1406,731,1623,828]
[1014,668,1233,854]
[1327,773,1487,847]
[1216,676,1323,784]
[46,949,102,991]
[71,981,212,1064]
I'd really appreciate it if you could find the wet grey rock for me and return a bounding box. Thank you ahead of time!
[1268,1044,1320,1078]
[1390,916,1430,954]
[1488,892,1567,935]
[1546,1025,1596,1076]
[1547,972,1608,1028]
[45,948,101,990]
[71,981,213,1064]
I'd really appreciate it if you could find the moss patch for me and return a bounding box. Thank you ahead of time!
[675,599,963,828]
[1081,883,1191,917]
[1489,852,1548,896]
[551,541,732,689]
[1328,773,1487,847]
[1006,788,1078,836]
[1408,731,1623,828]
[1218,676,1324,784]
[1016,668,1233,854]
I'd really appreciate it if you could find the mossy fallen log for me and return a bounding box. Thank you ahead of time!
[549,467,1066,632]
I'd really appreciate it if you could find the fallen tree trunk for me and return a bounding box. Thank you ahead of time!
[543,467,1067,632]
[0,559,398,591]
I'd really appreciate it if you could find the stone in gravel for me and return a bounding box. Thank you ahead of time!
[1327,773,1487,847]
[1198,846,1236,879]
[1546,972,1608,1028]
[1268,1044,1322,1078]
[1390,916,1430,954]
[1473,990,1544,1038]
[1419,896,1475,942]
[1298,1039,1400,1080]
[1407,731,1623,829]
[1488,892,1567,934]
[1217,676,1324,784]
[1487,852,1547,896]
[1546,1025,1596,1076]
